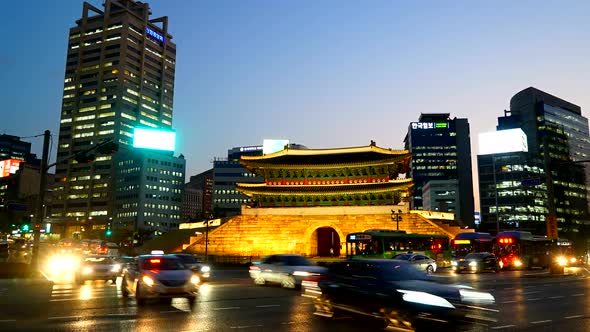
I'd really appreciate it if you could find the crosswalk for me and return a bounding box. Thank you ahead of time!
[50,280,120,302]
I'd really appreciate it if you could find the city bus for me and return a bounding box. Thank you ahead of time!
[346,230,451,266]
[553,238,577,266]
[493,231,552,270]
[450,232,494,260]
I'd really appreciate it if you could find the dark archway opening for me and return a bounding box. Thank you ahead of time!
[316,227,340,257]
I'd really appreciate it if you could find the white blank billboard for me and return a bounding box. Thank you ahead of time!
[478,129,528,155]
[133,128,176,151]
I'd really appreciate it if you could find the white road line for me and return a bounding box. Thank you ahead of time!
[213,307,240,310]
[491,325,516,330]
[565,315,583,319]
[503,287,515,290]
[160,310,185,314]
[500,300,516,304]
[548,296,564,299]
[530,320,552,324]
[527,298,541,301]
[48,316,82,320]
[230,325,263,329]
[522,291,541,295]
[572,293,585,297]
[256,304,280,308]
[281,322,296,325]
[50,296,111,302]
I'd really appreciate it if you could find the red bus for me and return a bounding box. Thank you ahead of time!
[493,231,552,270]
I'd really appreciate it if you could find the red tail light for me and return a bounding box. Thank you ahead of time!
[249,265,260,271]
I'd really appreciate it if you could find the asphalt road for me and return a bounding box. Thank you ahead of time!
[1,265,590,331]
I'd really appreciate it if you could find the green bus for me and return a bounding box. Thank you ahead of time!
[345,230,451,266]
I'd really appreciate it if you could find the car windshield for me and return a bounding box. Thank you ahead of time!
[393,254,413,260]
[175,255,201,264]
[84,257,114,265]
[380,261,429,281]
[141,257,185,270]
[465,253,486,259]
[284,256,313,266]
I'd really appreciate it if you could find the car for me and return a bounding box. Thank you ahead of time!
[249,254,326,289]
[120,254,200,305]
[392,253,437,274]
[306,259,497,331]
[453,252,499,273]
[170,254,211,282]
[75,255,121,284]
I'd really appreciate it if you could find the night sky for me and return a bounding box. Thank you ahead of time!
[2,0,589,208]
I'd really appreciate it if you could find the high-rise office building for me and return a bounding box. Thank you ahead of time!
[0,134,39,164]
[53,0,177,235]
[404,113,475,226]
[187,169,214,218]
[481,87,590,235]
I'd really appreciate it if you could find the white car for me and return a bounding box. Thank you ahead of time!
[249,254,326,289]
[392,253,437,274]
[75,255,120,284]
[121,254,200,305]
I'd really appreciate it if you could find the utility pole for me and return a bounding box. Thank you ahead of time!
[31,130,50,271]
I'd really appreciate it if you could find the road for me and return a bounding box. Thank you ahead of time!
[1,265,590,331]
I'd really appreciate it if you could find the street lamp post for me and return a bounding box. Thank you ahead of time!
[492,155,500,234]
[391,209,402,231]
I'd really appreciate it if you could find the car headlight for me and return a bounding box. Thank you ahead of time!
[82,266,93,274]
[397,289,455,308]
[142,275,154,287]
[451,260,458,266]
[111,264,121,273]
[570,257,576,264]
[191,275,201,284]
[459,289,495,305]
[200,265,210,273]
[556,256,568,266]
[468,261,477,267]
[293,271,310,277]
[513,259,523,267]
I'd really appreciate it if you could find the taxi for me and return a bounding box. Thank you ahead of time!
[120,254,200,305]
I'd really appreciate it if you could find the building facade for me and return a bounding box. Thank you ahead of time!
[52,0,177,234]
[186,169,214,218]
[403,113,475,226]
[0,135,39,164]
[422,179,459,215]
[483,87,590,235]
[182,186,201,220]
[212,145,265,217]
[113,150,184,234]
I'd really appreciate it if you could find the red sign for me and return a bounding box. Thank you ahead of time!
[0,159,23,178]
[546,215,558,239]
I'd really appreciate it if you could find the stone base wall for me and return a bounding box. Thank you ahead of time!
[184,207,470,257]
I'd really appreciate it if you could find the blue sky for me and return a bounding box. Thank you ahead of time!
[1,0,590,194]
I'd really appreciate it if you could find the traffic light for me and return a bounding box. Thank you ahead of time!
[96,141,119,154]
[106,229,112,237]
[74,153,95,163]
[22,224,29,232]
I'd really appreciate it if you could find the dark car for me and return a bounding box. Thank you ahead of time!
[454,252,499,273]
[306,259,497,331]
[170,254,211,282]
[249,254,326,289]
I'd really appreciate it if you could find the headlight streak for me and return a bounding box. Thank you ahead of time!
[191,275,201,284]
[468,261,477,267]
[200,265,210,273]
[459,289,495,305]
[142,275,154,287]
[556,256,568,266]
[293,271,310,277]
[397,289,455,309]
[82,267,93,274]
[111,264,121,273]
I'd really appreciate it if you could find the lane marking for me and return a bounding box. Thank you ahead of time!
[491,325,516,330]
[50,296,111,302]
[281,322,296,325]
[572,293,585,297]
[48,315,82,320]
[527,298,541,301]
[548,296,564,299]
[522,291,541,295]
[500,300,516,304]
[256,304,280,308]
[230,325,263,329]
[565,315,583,319]
[503,287,515,290]
[213,307,240,310]
[530,320,551,324]
[160,310,186,314]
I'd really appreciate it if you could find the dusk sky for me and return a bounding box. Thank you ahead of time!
[2,0,590,206]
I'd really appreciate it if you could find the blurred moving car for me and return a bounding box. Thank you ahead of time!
[75,255,121,284]
[453,252,499,273]
[120,254,200,305]
[392,253,437,274]
[170,254,211,281]
[249,254,326,289]
[306,259,497,331]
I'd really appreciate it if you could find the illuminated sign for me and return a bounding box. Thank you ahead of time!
[133,128,176,151]
[240,146,263,152]
[411,122,448,130]
[146,27,164,42]
[498,238,514,244]
[263,139,290,155]
[348,234,372,241]
[453,239,471,245]
[478,129,528,155]
[0,159,23,177]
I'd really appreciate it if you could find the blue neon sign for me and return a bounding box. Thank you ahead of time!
[146,27,164,42]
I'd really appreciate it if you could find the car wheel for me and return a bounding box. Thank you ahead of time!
[425,265,434,274]
[136,284,146,306]
[381,308,415,331]
[253,275,266,286]
[281,275,296,289]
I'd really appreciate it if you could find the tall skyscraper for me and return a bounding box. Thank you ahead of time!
[481,87,590,236]
[404,113,475,226]
[53,0,177,236]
